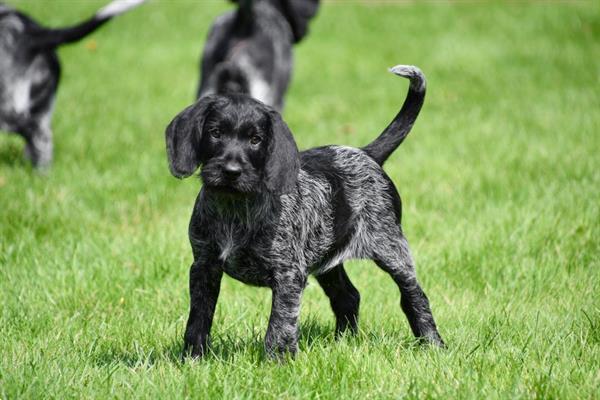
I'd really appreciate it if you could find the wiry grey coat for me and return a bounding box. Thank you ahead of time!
[166,65,444,358]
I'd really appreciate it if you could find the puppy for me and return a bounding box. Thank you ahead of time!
[166,65,445,358]
[197,0,319,111]
[0,0,145,168]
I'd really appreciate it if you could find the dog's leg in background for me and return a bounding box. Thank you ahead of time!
[315,263,360,337]
[183,262,223,358]
[374,234,445,347]
[23,121,53,168]
[265,271,306,358]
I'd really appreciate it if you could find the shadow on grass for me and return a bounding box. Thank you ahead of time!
[0,139,28,168]
[91,319,421,368]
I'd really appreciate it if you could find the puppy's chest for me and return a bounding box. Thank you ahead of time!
[212,221,273,286]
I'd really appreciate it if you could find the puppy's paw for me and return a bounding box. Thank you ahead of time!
[418,331,446,349]
[264,333,298,361]
[181,341,209,361]
[265,347,297,362]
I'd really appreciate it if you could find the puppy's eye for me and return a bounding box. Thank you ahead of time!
[250,135,262,145]
[209,129,221,139]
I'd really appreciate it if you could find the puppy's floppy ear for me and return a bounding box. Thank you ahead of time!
[265,111,300,194]
[165,96,215,178]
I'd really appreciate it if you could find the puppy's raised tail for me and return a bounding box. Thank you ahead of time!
[362,65,426,166]
[27,0,145,50]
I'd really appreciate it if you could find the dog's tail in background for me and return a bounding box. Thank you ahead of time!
[362,65,426,166]
[26,0,145,50]
[232,0,254,35]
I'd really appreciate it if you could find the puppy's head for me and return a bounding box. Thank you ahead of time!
[166,94,299,195]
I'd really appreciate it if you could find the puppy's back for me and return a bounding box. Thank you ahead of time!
[297,146,402,274]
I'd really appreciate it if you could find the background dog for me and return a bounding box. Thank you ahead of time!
[197,0,319,111]
[166,65,444,358]
[0,0,145,168]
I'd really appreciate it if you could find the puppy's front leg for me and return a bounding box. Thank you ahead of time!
[183,261,223,359]
[265,271,307,358]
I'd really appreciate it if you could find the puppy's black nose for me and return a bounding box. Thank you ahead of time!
[223,162,242,179]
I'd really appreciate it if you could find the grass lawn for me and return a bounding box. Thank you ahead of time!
[1,0,599,398]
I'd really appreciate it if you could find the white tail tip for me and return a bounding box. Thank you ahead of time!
[388,64,426,91]
[96,0,146,19]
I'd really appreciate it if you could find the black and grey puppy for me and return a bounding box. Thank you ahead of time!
[166,65,444,358]
[197,0,319,111]
[0,0,145,168]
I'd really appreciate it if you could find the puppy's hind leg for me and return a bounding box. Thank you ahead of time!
[315,263,360,337]
[374,233,445,347]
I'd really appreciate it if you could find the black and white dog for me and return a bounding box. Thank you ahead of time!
[197,0,319,111]
[166,65,445,358]
[0,0,145,168]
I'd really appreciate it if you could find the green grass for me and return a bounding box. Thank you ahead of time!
[1,0,599,398]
